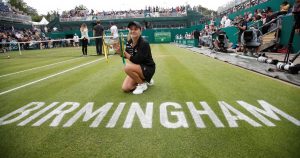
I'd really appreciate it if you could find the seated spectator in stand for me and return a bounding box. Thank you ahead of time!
[268,0,291,19]
[224,16,232,28]
[262,8,273,34]
[256,9,263,19]
[279,1,290,14]
[246,12,253,22]
[261,12,267,24]
[220,15,227,28]
[204,25,209,32]
[251,15,262,28]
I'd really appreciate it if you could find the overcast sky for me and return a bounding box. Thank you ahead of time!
[22,0,233,14]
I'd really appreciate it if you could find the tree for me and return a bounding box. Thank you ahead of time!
[46,10,59,21]
[195,5,217,17]
[31,15,42,22]
[76,4,88,10]
[7,0,28,13]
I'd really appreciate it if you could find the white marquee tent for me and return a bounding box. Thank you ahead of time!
[32,17,49,25]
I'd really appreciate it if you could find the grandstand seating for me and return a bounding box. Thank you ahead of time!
[220,0,294,20]
[0,2,32,23]
[59,6,187,22]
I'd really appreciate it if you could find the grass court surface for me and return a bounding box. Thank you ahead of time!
[0,44,299,157]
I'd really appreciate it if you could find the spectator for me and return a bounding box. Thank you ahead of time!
[73,33,79,48]
[280,1,290,14]
[261,12,267,25]
[262,8,273,34]
[225,17,232,27]
[220,15,227,28]
[44,26,48,33]
[273,0,290,17]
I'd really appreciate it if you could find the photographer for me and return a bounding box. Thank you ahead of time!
[193,29,200,47]
[213,29,231,52]
[235,17,247,52]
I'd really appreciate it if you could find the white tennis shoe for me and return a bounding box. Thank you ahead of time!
[133,83,148,95]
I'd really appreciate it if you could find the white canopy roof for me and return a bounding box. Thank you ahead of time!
[32,17,49,25]
[39,17,49,25]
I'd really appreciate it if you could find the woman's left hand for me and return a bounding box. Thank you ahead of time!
[114,44,121,54]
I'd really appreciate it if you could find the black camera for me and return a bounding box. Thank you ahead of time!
[233,21,240,26]
[243,30,253,42]
[218,34,225,43]
[233,18,244,26]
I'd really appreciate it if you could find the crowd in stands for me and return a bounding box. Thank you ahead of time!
[0,25,52,52]
[60,5,187,21]
[0,1,31,22]
[0,24,85,53]
[218,0,270,16]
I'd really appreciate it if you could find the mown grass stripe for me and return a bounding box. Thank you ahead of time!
[0,57,81,78]
[0,58,105,96]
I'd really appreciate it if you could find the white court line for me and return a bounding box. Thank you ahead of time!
[0,57,81,78]
[0,57,105,96]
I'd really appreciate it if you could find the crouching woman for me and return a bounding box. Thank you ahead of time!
[118,21,156,94]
